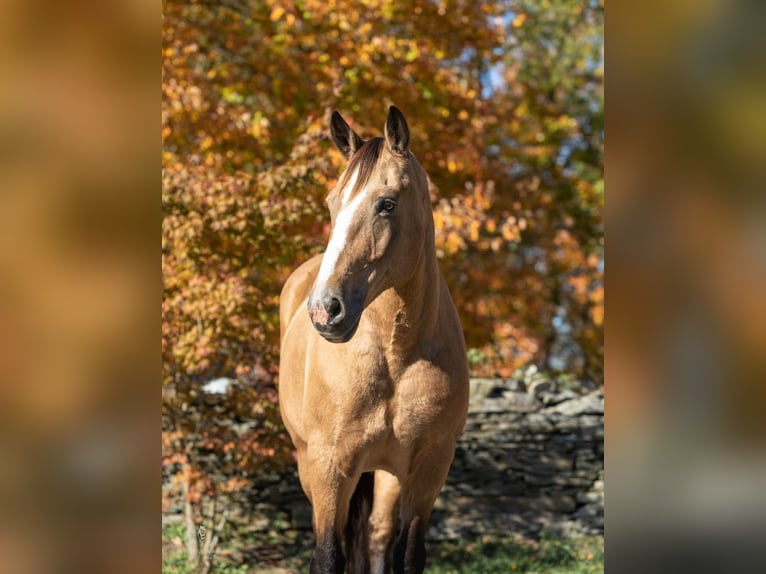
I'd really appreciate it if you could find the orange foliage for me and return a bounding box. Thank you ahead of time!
[162,0,603,509]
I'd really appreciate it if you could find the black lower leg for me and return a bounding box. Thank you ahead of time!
[345,472,374,574]
[311,531,345,574]
[393,517,426,574]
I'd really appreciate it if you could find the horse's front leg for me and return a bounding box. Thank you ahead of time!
[368,470,400,574]
[393,444,456,574]
[304,453,358,574]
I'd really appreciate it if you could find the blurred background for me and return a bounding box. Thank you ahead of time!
[161,0,604,387]
[607,1,766,572]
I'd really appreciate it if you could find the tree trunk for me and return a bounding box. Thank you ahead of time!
[182,481,199,568]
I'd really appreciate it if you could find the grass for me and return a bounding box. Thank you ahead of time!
[162,523,603,573]
[162,523,250,574]
[427,533,603,574]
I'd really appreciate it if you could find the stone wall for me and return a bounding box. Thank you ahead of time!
[235,378,604,542]
[431,378,604,540]
[164,378,604,543]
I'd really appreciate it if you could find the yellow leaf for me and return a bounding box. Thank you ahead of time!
[501,220,519,242]
[270,6,285,21]
[512,13,527,28]
[469,220,480,242]
[591,305,604,327]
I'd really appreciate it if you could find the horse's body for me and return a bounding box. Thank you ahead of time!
[279,107,469,574]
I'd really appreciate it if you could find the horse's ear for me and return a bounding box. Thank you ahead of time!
[331,111,364,161]
[384,105,409,156]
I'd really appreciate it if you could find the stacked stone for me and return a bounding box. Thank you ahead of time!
[163,377,604,543]
[430,378,604,540]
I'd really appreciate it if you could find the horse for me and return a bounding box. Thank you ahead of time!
[278,106,469,574]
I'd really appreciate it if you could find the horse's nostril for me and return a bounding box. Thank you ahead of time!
[324,296,344,325]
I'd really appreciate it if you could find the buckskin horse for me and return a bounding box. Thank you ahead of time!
[279,106,469,574]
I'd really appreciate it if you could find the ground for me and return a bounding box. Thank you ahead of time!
[162,523,604,574]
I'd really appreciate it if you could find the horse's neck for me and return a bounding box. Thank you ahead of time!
[373,246,441,354]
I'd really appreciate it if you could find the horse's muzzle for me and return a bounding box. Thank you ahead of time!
[307,290,362,343]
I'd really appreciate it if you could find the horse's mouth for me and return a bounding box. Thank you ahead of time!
[317,315,361,344]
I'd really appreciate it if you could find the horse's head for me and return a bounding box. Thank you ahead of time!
[307,106,431,343]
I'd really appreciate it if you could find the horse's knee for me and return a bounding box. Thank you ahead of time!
[311,531,345,574]
[369,519,395,554]
[369,503,397,552]
[393,516,426,574]
[368,522,395,574]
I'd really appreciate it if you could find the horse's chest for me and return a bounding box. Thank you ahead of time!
[391,363,465,441]
[305,340,464,449]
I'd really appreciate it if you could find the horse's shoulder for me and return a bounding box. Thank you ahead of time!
[280,253,323,342]
[282,253,323,297]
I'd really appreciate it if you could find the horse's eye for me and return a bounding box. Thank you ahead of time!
[375,197,397,214]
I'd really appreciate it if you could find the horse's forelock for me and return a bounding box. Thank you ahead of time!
[335,137,385,204]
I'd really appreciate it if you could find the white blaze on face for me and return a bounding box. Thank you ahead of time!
[339,165,360,206]
[315,167,368,291]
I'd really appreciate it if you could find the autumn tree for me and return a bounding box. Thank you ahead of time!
[433,0,604,377]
